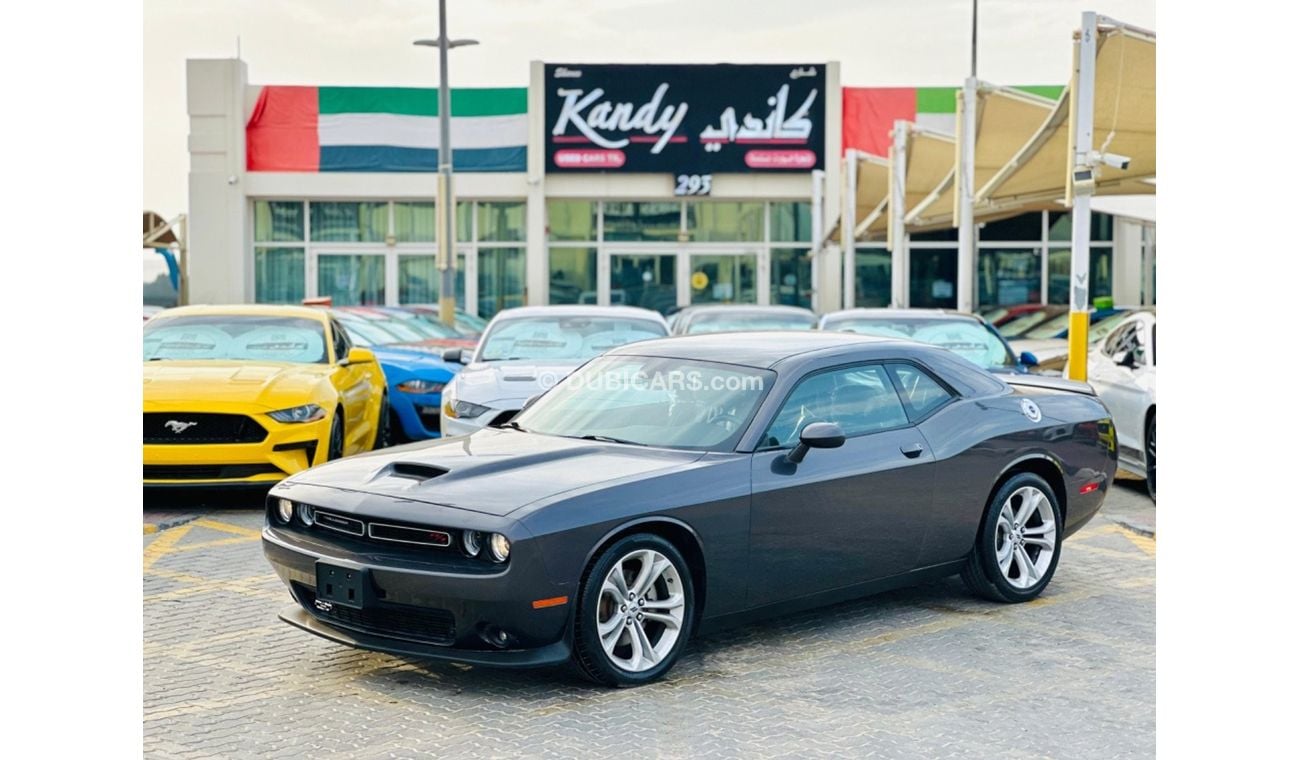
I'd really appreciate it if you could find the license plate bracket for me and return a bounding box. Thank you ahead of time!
[315,560,371,610]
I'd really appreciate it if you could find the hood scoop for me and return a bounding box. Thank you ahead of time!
[378,462,449,483]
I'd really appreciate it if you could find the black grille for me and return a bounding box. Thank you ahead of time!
[144,463,283,480]
[293,583,456,645]
[144,413,268,444]
[368,522,452,547]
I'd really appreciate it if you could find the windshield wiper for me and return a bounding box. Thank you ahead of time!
[574,434,643,446]
[501,420,530,433]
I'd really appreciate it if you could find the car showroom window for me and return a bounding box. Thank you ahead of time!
[762,364,909,448]
[886,363,953,420]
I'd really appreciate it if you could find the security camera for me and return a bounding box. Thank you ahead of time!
[1089,151,1131,171]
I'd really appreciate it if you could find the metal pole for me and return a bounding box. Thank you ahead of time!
[956,78,976,313]
[1067,11,1097,382]
[842,151,857,310]
[437,0,456,327]
[177,213,189,306]
[810,169,825,310]
[971,0,978,78]
[888,121,909,307]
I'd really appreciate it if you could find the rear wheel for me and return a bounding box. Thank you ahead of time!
[1145,414,1156,500]
[572,534,694,687]
[326,411,345,461]
[961,472,1062,603]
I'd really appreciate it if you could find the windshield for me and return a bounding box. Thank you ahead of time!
[1000,309,1058,338]
[981,307,1010,325]
[333,316,395,348]
[478,316,667,362]
[1020,312,1072,340]
[685,311,815,334]
[1087,311,1136,344]
[392,313,463,339]
[514,355,774,450]
[824,316,1015,370]
[144,315,327,363]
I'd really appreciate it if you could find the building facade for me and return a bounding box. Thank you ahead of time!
[185,59,1153,318]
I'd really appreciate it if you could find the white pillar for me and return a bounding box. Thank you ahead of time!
[841,151,858,309]
[821,61,844,312]
[888,121,909,307]
[1067,11,1098,382]
[186,58,250,304]
[956,77,977,312]
[810,169,826,311]
[525,60,548,305]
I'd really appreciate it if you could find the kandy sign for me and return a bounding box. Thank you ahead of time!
[544,64,826,173]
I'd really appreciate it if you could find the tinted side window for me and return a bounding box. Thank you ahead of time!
[762,365,909,448]
[1102,322,1138,357]
[331,319,351,362]
[887,363,953,419]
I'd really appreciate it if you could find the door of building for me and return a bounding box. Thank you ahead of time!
[603,252,680,315]
[686,251,762,306]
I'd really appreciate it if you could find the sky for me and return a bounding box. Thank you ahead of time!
[143,0,1156,219]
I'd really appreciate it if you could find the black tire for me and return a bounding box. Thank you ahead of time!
[374,394,393,450]
[572,534,695,688]
[326,411,345,461]
[1145,414,1156,501]
[961,472,1063,603]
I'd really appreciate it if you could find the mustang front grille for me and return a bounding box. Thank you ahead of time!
[143,413,268,444]
[293,583,456,646]
[144,463,283,480]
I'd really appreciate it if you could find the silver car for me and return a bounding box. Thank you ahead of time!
[439,305,670,437]
[1080,310,1156,499]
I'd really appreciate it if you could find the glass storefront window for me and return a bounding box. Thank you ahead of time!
[254,201,305,242]
[770,202,813,242]
[912,228,959,243]
[1047,246,1113,305]
[393,202,436,242]
[978,212,1042,242]
[1048,211,1114,242]
[397,254,467,308]
[610,253,677,314]
[978,247,1042,306]
[771,248,812,308]
[456,201,472,243]
[854,248,892,307]
[909,248,958,308]
[686,202,764,242]
[603,202,682,242]
[254,247,304,303]
[310,202,388,242]
[477,202,526,242]
[690,254,757,305]
[478,247,525,318]
[549,247,598,305]
[317,254,386,305]
[547,201,597,241]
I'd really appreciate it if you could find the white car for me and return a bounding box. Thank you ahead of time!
[439,305,670,437]
[1083,310,1156,498]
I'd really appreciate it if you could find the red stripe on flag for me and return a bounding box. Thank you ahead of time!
[247,86,320,171]
[842,87,916,158]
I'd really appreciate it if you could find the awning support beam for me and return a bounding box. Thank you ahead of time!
[956,77,977,313]
[1067,11,1098,382]
[888,121,909,307]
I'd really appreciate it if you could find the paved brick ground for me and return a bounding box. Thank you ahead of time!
[144,481,1155,759]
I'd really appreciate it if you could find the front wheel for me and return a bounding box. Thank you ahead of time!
[572,534,694,687]
[1145,415,1156,501]
[961,473,1063,603]
[326,412,345,461]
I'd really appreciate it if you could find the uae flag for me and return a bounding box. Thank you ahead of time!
[247,86,527,172]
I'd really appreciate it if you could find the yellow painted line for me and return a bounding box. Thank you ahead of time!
[142,524,192,572]
[1069,542,1152,561]
[193,518,262,538]
[170,536,259,554]
[143,523,159,535]
[1118,527,1156,557]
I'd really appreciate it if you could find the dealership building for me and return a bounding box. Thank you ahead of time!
[185,58,1155,318]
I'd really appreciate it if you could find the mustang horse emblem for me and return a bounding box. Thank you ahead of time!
[164,420,199,434]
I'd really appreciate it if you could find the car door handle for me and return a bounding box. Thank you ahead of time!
[900,443,925,459]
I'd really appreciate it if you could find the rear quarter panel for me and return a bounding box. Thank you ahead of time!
[914,389,1117,568]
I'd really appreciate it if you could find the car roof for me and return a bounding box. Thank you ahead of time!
[150,304,329,323]
[488,304,669,325]
[607,330,917,369]
[676,304,816,317]
[820,308,981,322]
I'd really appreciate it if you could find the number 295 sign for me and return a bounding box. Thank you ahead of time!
[675,174,712,196]
[545,63,825,174]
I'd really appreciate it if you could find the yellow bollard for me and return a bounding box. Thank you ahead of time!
[1066,310,1090,382]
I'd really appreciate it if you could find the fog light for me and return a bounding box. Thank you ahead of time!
[462,530,482,557]
[276,498,293,524]
[297,503,315,527]
[488,533,511,563]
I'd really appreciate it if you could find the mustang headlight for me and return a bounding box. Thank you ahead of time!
[444,399,491,420]
[488,533,511,563]
[397,378,446,395]
[268,403,326,423]
[275,498,294,524]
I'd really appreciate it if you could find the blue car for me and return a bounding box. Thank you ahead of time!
[817,308,1038,375]
[332,312,461,442]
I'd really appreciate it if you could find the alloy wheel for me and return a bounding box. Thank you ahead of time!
[993,486,1057,589]
[595,549,686,673]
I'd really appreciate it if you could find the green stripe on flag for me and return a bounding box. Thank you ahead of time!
[1012,85,1066,101]
[318,87,527,117]
[915,87,957,114]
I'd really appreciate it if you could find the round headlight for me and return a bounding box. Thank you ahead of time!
[461,530,482,557]
[297,503,315,527]
[276,498,293,524]
[488,533,511,563]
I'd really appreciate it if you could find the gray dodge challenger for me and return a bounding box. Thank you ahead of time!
[263,332,1117,686]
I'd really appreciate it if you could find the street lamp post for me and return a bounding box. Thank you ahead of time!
[415,0,478,327]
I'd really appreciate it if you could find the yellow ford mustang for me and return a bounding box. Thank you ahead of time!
[144,305,387,487]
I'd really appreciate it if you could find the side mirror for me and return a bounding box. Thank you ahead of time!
[441,348,468,364]
[1019,351,1040,368]
[786,421,846,464]
[343,347,375,365]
